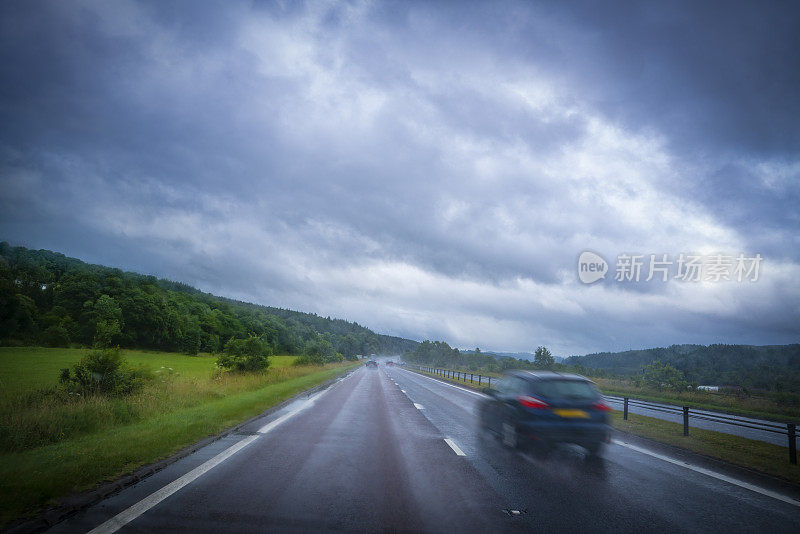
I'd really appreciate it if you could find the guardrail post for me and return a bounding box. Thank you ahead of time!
[623,397,629,420]
[683,406,689,436]
[789,423,797,464]
[471,373,474,383]
[478,375,482,386]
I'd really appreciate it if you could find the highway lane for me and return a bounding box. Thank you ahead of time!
[385,366,800,533]
[50,365,800,533]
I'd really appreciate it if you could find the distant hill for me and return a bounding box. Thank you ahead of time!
[565,344,800,392]
[0,242,418,357]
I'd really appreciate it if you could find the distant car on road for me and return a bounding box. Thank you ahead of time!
[365,359,378,368]
[386,360,394,366]
[478,371,611,456]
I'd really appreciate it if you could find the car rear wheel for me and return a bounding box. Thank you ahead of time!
[585,442,604,457]
[502,422,519,449]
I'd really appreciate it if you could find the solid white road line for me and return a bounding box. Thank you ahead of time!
[444,438,466,456]
[87,435,260,534]
[414,403,424,410]
[399,368,487,398]
[612,439,800,508]
[88,386,332,534]
[401,390,406,393]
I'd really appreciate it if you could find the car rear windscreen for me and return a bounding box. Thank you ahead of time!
[534,380,598,400]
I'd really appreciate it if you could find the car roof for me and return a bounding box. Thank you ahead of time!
[506,370,592,382]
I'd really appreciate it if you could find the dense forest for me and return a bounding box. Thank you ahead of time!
[0,243,417,357]
[564,344,800,393]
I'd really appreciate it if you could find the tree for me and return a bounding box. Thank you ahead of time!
[297,337,342,365]
[534,346,555,369]
[93,294,123,348]
[639,359,689,390]
[217,334,272,372]
[42,325,70,347]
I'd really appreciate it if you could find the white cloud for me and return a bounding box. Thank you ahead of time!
[2,0,798,355]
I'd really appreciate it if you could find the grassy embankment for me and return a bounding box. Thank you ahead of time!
[409,367,800,485]
[593,377,800,421]
[0,347,359,527]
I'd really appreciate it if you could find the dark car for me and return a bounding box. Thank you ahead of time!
[386,360,394,366]
[478,371,611,455]
[365,359,378,368]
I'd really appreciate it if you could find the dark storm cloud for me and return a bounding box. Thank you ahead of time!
[1,0,798,354]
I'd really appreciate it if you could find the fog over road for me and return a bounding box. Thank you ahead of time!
[51,365,800,533]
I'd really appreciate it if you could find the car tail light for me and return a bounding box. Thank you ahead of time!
[592,401,613,412]
[517,395,550,409]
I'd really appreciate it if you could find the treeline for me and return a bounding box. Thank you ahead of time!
[0,243,417,357]
[403,341,561,373]
[564,344,800,393]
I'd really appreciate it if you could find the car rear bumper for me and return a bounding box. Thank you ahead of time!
[519,421,610,447]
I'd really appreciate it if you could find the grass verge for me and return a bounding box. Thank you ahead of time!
[594,377,799,422]
[611,411,800,485]
[0,358,358,528]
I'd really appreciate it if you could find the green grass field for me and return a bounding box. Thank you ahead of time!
[0,347,297,395]
[0,346,354,527]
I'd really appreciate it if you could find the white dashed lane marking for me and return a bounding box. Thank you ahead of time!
[444,438,466,456]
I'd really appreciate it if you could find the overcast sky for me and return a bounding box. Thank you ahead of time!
[1,0,799,355]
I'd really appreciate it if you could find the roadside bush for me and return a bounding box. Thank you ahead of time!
[773,391,800,407]
[59,348,152,396]
[217,334,271,372]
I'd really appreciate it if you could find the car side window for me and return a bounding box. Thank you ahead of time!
[495,377,513,396]
[512,377,529,395]
[501,376,524,396]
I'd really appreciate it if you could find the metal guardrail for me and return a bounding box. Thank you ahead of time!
[604,395,797,464]
[409,365,798,464]
[412,365,495,389]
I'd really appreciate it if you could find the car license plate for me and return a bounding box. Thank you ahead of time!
[554,409,589,418]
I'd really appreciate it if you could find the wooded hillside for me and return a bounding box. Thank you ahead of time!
[0,243,417,357]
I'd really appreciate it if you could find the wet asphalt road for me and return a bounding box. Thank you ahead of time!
[50,365,800,533]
